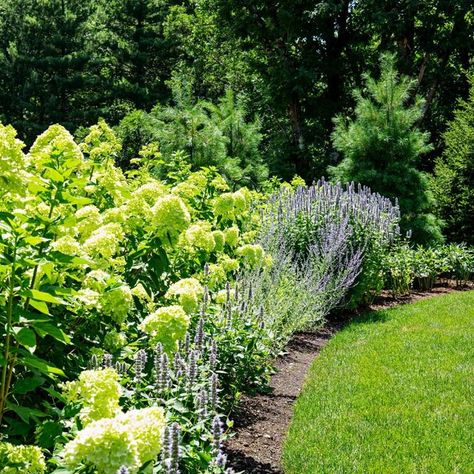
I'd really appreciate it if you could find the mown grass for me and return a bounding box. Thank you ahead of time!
[283,291,474,473]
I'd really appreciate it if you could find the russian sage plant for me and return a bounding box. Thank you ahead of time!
[240,179,400,350]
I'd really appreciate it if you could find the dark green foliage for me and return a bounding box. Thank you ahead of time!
[116,80,268,186]
[0,0,472,187]
[204,0,474,178]
[432,78,474,244]
[89,0,180,111]
[330,54,442,245]
[0,0,95,139]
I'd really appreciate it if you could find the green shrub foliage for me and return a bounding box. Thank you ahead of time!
[116,79,268,187]
[432,77,474,245]
[330,54,442,245]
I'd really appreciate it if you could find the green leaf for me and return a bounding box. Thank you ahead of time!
[13,376,45,395]
[49,251,90,266]
[24,235,48,246]
[0,211,15,227]
[22,354,65,377]
[36,420,64,448]
[4,416,30,436]
[62,192,92,205]
[29,299,50,315]
[43,166,64,182]
[13,327,36,349]
[22,289,63,304]
[33,322,70,344]
[5,402,48,422]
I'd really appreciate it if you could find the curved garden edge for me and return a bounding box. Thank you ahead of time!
[225,283,471,474]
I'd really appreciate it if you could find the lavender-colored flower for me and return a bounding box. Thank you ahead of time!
[102,353,113,368]
[194,318,205,352]
[187,350,197,387]
[209,372,219,410]
[155,351,169,393]
[203,285,210,309]
[209,339,218,371]
[115,361,127,375]
[211,415,223,456]
[214,450,227,468]
[116,466,129,474]
[134,349,147,384]
[162,423,181,474]
[173,352,184,378]
[195,388,208,421]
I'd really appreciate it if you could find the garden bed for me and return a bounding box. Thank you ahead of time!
[226,283,464,473]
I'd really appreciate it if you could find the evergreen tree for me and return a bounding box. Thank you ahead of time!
[432,77,474,244]
[89,0,180,114]
[0,0,95,141]
[329,54,442,245]
[115,77,268,186]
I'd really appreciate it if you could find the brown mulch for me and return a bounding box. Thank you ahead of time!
[225,283,472,474]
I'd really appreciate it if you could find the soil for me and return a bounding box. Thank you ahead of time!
[225,283,472,473]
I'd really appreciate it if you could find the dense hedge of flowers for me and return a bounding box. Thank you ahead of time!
[0,120,472,474]
[0,120,269,473]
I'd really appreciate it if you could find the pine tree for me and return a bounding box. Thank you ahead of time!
[432,77,474,244]
[0,0,95,141]
[89,0,179,114]
[329,54,442,245]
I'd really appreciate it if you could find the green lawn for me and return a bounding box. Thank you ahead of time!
[283,291,474,474]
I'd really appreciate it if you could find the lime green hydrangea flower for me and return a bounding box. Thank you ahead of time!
[290,175,306,188]
[139,305,190,353]
[212,230,225,252]
[104,330,128,352]
[213,191,249,221]
[151,195,190,245]
[75,205,102,240]
[83,223,124,260]
[165,278,204,313]
[172,171,208,200]
[224,226,240,248]
[218,254,240,273]
[215,288,236,304]
[185,222,216,253]
[125,197,153,228]
[0,124,28,199]
[263,254,273,269]
[210,174,229,191]
[0,442,46,474]
[242,230,258,243]
[236,244,265,268]
[233,190,248,213]
[61,368,121,426]
[80,119,121,163]
[134,181,167,205]
[95,165,130,205]
[51,235,82,256]
[131,283,151,302]
[100,285,133,324]
[62,406,165,474]
[83,270,110,292]
[213,193,235,220]
[207,263,227,290]
[102,206,127,225]
[74,288,101,310]
[28,124,84,173]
